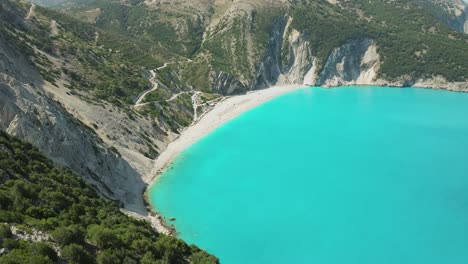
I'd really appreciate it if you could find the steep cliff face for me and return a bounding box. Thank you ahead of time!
[317,38,380,87]
[278,17,317,86]
[254,15,319,89]
[253,17,381,89]
[254,16,288,89]
[0,19,149,214]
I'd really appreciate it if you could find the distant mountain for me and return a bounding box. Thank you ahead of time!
[27,0,67,7]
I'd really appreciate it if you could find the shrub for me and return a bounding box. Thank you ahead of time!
[87,225,121,249]
[61,244,95,264]
[28,242,58,262]
[0,248,52,264]
[51,226,85,246]
[0,224,12,239]
[96,250,121,264]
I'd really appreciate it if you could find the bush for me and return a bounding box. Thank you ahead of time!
[0,248,52,264]
[0,224,12,239]
[87,225,121,249]
[51,226,85,246]
[61,244,95,264]
[1,238,20,249]
[29,242,58,262]
[96,250,121,264]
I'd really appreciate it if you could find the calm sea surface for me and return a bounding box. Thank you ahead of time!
[149,86,468,264]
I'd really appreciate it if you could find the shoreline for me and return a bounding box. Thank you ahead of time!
[143,82,468,187]
[139,83,467,235]
[144,84,305,185]
[141,84,304,235]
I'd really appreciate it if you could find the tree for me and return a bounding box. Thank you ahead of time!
[51,225,85,246]
[190,251,220,264]
[61,244,94,264]
[97,250,121,264]
[87,225,121,249]
[0,249,52,264]
[0,224,12,239]
[29,242,58,262]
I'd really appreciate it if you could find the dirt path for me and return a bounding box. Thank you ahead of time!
[191,91,201,121]
[157,62,174,71]
[134,59,193,108]
[50,20,59,36]
[25,4,35,20]
[134,70,158,107]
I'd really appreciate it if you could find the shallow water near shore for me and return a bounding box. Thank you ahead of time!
[149,86,468,264]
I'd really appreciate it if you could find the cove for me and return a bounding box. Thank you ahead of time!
[149,86,468,264]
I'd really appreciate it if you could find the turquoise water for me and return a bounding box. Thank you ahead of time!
[149,86,468,264]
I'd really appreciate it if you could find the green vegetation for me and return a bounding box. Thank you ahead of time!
[292,1,374,63]
[66,0,204,60]
[291,0,468,82]
[0,130,218,263]
[0,1,159,108]
[201,7,283,82]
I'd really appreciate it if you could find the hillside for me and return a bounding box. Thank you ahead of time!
[0,130,218,263]
[0,0,204,216]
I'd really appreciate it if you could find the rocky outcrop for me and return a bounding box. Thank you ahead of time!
[254,16,288,89]
[210,71,249,95]
[278,18,317,85]
[254,15,318,88]
[254,17,381,89]
[317,38,380,87]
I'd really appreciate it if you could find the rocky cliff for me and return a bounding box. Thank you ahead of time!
[252,14,467,92]
[0,31,151,214]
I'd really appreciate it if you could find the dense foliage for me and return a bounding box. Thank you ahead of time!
[0,131,218,264]
[63,0,204,60]
[0,0,156,107]
[291,0,468,82]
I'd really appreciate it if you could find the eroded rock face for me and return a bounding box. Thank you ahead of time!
[254,16,288,89]
[278,18,317,86]
[0,32,147,215]
[317,39,380,87]
[210,71,249,95]
[253,18,380,89]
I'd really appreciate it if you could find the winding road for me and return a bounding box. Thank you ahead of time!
[133,59,192,108]
[133,58,214,123]
[25,4,35,20]
[134,70,158,107]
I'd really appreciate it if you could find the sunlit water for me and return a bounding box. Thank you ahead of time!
[149,86,468,264]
